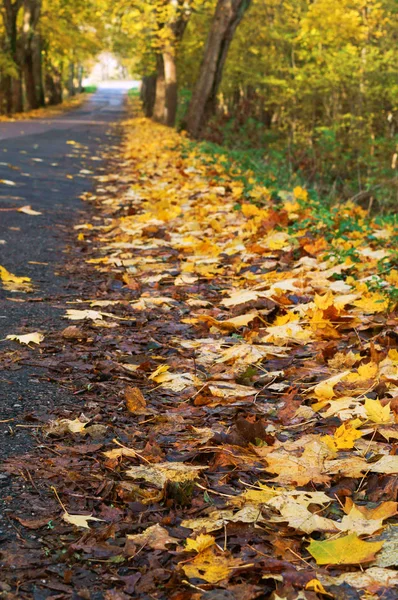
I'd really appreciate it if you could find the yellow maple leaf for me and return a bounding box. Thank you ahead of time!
[308,533,383,565]
[365,398,392,424]
[314,291,335,310]
[344,498,397,521]
[182,547,235,583]
[241,203,262,217]
[273,311,299,325]
[314,371,350,400]
[185,534,215,553]
[346,362,379,382]
[265,231,290,250]
[353,293,389,313]
[0,265,32,292]
[322,421,363,452]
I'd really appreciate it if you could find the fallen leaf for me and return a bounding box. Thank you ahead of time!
[18,205,42,215]
[337,504,385,535]
[148,365,200,391]
[12,515,53,529]
[321,421,363,451]
[62,512,104,529]
[64,309,103,321]
[365,398,393,424]
[185,534,216,553]
[45,418,89,436]
[6,332,44,345]
[125,386,147,413]
[103,446,137,460]
[305,579,333,597]
[308,532,383,565]
[181,547,236,583]
[313,371,350,401]
[126,524,178,550]
[220,290,269,307]
[369,455,398,474]
[197,312,258,331]
[126,462,207,488]
[0,265,33,292]
[269,499,338,534]
[264,440,331,485]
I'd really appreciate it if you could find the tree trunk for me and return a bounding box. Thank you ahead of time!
[140,74,157,118]
[163,49,178,127]
[68,62,75,96]
[23,0,43,109]
[2,0,24,113]
[45,60,63,105]
[33,33,44,105]
[78,65,83,93]
[153,55,166,122]
[184,0,251,137]
[24,50,37,108]
[152,0,191,127]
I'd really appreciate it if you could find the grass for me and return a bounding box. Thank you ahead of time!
[128,88,141,99]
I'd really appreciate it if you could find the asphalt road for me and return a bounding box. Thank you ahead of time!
[0,84,128,460]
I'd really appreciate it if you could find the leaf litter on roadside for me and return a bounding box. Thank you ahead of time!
[2,116,398,598]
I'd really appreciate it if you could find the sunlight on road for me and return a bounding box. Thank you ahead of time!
[97,80,140,90]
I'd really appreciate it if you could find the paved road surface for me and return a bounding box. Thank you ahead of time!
[0,84,128,461]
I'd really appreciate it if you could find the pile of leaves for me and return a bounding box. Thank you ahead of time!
[1,117,398,599]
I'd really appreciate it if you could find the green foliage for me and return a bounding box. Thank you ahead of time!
[176,0,398,211]
[83,85,98,93]
[184,133,397,251]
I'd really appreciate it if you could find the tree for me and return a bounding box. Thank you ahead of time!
[23,0,44,109]
[1,0,24,113]
[184,0,251,137]
[152,0,192,126]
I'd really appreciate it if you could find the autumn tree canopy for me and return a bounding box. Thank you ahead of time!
[0,0,397,198]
